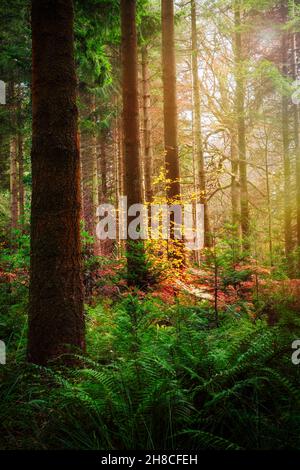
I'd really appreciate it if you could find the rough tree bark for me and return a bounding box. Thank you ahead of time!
[28,0,85,365]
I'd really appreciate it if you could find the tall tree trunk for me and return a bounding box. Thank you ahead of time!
[230,131,240,229]
[7,81,18,234]
[98,131,111,256]
[292,2,300,272]
[17,132,24,225]
[191,0,211,247]
[10,136,18,232]
[141,45,153,207]
[117,113,125,257]
[0,83,11,192]
[91,122,99,255]
[233,1,250,251]
[161,0,185,263]
[80,90,98,243]
[121,0,148,286]
[281,3,293,273]
[28,0,85,365]
[91,96,98,227]
[100,132,107,202]
[0,133,10,192]
[264,134,273,267]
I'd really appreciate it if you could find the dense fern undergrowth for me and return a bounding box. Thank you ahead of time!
[1,271,300,451]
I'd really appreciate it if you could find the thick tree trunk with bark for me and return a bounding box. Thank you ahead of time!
[121,0,148,286]
[234,1,250,251]
[28,0,85,365]
[191,0,211,247]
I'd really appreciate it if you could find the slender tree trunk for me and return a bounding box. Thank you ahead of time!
[80,90,98,251]
[117,114,124,198]
[121,0,148,286]
[281,4,293,273]
[233,1,250,251]
[161,0,185,264]
[292,4,300,271]
[16,82,24,227]
[92,134,98,228]
[191,0,211,247]
[117,113,125,257]
[100,133,107,202]
[91,121,99,255]
[17,132,24,225]
[141,45,153,207]
[28,0,85,365]
[10,136,18,232]
[0,132,10,192]
[7,81,18,234]
[230,131,240,229]
[264,135,273,267]
[0,79,11,192]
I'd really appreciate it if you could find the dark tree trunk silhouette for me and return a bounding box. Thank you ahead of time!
[28,0,85,365]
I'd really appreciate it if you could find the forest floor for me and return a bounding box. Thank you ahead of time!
[1,253,300,450]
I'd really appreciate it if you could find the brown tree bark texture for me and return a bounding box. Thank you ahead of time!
[28,0,85,365]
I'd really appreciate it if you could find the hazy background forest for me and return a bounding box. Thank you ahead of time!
[1,0,300,452]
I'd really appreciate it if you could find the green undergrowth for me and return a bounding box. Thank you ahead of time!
[1,290,300,450]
